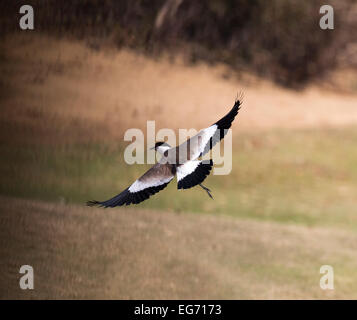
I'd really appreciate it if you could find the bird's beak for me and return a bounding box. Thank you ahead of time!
[150,146,155,150]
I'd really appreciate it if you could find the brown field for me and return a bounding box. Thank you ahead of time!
[2,34,357,146]
[1,34,357,299]
[1,196,357,299]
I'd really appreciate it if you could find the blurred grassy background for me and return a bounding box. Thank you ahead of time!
[1,1,357,299]
[1,128,357,230]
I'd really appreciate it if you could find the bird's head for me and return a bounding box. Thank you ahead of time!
[151,142,171,154]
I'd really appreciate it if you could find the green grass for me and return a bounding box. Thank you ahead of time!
[1,127,357,230]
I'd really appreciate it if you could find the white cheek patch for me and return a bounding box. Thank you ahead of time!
[157,146,171,154]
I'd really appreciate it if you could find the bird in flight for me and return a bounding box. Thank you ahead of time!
[87,97,242,208]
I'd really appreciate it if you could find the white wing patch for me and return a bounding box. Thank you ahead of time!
[200,124,223,157]
[129,176,173,193]
[176,160,201,182]
[176,159,213,190]
[188,125,217,161]
[200,125,218,149]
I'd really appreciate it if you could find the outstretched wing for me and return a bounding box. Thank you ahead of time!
[175,98,242,163]
[177,160,213,189]
[87,163,175,208]
[200,98,242,157]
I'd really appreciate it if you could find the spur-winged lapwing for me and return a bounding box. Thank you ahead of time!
[87,97,242,207]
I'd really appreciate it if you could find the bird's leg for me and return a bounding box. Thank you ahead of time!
[199,184,213,199]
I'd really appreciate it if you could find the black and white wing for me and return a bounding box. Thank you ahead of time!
[87,163,175,208]
[200,98,242,157]
[177,160,213,189]
[176,98,242,162]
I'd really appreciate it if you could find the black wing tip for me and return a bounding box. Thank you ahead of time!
[235,91,244,107]
[86,182,172,208]
[86,200,102,207]
[232,91,243,115]
[87,189,130,208]
[215,95,242,131]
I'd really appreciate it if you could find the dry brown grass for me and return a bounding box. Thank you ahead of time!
[2,33,357,147]
[1,34,357,300]
[1,196,356,299]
